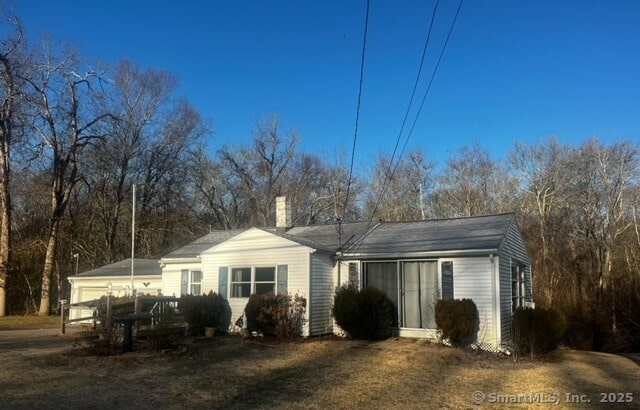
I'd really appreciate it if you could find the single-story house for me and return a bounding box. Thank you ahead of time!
[67,258,162,320]
[159,197,533,350]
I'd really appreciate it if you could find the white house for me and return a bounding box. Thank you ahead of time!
[159,197,533,349]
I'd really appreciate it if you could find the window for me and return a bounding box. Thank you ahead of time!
[255,267,276,295]
[180,269,203,296]
[511,264,526,312]
[441,261,453,300]
[230,266,279,298]
[190,271,202,295]
[231,268,251,298]
[348,262,359,287]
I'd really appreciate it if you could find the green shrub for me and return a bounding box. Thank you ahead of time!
[332,285,393,340]
[332,285,360,337]
[244,293,307,340]
[511,307,566,359]
[179,291,227,336]
[435,298,479,346]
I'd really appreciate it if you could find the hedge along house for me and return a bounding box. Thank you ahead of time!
[161,197,533,349]
[67,258,163,321]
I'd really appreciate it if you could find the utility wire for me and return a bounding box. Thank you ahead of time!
[348,0,464,255]
[384,0,439,184]
[342,0,370,227]
[398,0,464,164]
[370,0,463,223]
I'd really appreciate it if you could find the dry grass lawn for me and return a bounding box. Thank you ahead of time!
[0,327,638,409]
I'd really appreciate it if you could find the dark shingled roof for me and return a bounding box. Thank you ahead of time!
[161,214,516,260]
[70,258,161,278]
[285,222,373,251]
[162,229,245,258]
[342,214,515,256]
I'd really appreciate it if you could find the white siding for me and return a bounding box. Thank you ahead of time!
[309,253,335,335]
[498,220,533,344]
[161,261,202,297]
[200,228,313,335]
[450,256,497,346]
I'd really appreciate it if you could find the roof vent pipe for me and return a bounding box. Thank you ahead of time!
[276,196,291,231]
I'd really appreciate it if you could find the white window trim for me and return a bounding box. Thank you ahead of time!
[230,266,277,298]
[181,269,203,296]
[511,263,526,312]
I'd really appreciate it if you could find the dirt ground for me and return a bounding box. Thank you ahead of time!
[0,327,638,409]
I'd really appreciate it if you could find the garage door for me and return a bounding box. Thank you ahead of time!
[70,287,108,321]
[78,287,108,303]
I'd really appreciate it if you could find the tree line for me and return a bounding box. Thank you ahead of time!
[2,16,639,352]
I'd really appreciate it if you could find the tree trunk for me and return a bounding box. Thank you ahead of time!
[38,218,60,316]
[0,177,9,317]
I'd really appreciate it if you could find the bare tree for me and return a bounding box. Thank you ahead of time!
[509,137,570,306]
[365,149,434,221]
[219,113,299,227]
[0,15,24,315]
[565,139,639,333]
[21,43,112,315]
[83,60,182,263]
[430,143,515,218]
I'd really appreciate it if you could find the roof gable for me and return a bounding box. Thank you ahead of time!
[201,227,317,255]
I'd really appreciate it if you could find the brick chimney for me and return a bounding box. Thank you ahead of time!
[276,196,291,231]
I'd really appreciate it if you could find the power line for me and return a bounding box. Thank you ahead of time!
[380,0,464,222]
[367,0,442,224]
[398,0,464,162]
[385,0,440,181]
[349,0,464,255]
[342,0,370,224]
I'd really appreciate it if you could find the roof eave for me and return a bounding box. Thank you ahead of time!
[68,273,162,280]
[160,256,201,264]
[338,248,499,260]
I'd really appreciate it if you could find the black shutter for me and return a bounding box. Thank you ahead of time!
[441,261,453,300]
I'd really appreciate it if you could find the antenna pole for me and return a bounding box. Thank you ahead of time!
[131,183,136,295]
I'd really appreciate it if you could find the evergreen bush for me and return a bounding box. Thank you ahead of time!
[179,291,227,336]
[244,293,307,340]
[434,298,479,346]
[332,285,393,340]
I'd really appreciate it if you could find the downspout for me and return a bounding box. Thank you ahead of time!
[491,254,502,348]
[307,249,313,337]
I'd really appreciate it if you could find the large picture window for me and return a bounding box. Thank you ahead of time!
[230,266,278,298]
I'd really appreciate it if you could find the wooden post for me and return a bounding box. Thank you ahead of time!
[134,294,142,336]
[106,292,112,328]
[60,299,67,335]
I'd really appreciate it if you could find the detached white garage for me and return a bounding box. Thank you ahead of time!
[67,258,162,320]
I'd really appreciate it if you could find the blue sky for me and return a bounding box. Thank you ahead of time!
[12,0,640,169]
